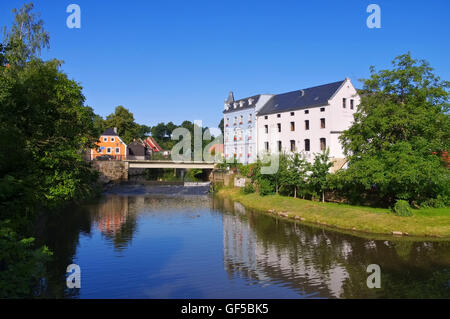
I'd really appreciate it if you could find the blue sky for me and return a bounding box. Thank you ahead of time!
[1,0,449,128]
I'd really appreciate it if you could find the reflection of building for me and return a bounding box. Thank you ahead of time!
[222,207,352,298]
[96,196,129,235]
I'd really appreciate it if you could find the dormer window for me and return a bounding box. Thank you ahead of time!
[233,102,238,109]
[248,98,254,105]
[239,101,245,107]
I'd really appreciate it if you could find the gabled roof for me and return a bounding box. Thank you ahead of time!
[257,80,346,116]
[144,136,163,152]
[223,94,262,114]
[101,128,118,136]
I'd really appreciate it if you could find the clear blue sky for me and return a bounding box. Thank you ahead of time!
[1,0,449,128]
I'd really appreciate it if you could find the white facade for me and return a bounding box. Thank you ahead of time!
[223,95,272,164]
[223,78,360,164]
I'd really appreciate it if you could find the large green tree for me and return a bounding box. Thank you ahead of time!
[339,53,450,206]
[104,105,140,144]
[0,3,100,297]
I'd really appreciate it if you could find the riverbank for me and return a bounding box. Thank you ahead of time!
[216,188,450,239]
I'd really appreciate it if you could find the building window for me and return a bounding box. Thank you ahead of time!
[320,118,326,129]
[320,107,325,112]
[264,116,268,120]
[103,137,107,142]
[350,99,354,110]
[115,148,120,154]
[106,147,112,154]
[111,137,115,142]
[290,112,295,116]
[304,139,310,151]
[305,120,309,130]
[265,142,269,151]
[277,114,281,118]
[265,125,268,134]
[290,121,295,131]
[290,140,296,152]
[320,138,326,151]
[277,123,281,133]
[278,141,282,152]
[343,98,346,108]
[304,110,309,114]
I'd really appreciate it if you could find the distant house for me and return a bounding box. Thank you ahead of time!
[91,128,127,160]
[128,140,149,160]
[143,137,163,153]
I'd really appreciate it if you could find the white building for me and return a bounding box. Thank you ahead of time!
[223,78,360,164]
[223,92,273,164]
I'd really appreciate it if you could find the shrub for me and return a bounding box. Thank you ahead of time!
[242,183,255,194]
[258,179,275,196]
[392,200,413,217]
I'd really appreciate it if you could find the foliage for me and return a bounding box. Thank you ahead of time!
[2,2,49,66]
[0,222,52,298]
[242,183,255,194]
[339,53,450,206]
[258,178,275,196]
[392,200,413,217]
[184,169,203,182]
[309,149,333,202]
[0,3,100,297]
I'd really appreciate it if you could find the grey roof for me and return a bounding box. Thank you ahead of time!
[257,80,345,116]
[101,128,118,136]
[223,94,261,114]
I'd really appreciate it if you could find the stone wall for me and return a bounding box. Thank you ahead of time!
[91,161,128,184]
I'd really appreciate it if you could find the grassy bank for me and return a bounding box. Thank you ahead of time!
[216,188,450,239]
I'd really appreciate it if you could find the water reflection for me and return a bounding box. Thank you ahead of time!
[216,197,450,299]
[37,190,450,298]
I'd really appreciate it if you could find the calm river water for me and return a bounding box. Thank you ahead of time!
[37,184,450,298]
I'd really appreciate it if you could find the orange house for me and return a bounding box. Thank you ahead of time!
[91,128,127,160]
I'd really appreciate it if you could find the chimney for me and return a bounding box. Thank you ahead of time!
[113,127,117,134]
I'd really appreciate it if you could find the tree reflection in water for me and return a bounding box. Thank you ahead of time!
[36,192,449,298]
[216,197,450,299]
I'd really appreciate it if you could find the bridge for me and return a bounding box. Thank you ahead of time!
[124,160,216,169]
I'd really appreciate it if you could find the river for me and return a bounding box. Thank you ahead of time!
[36,184,450,298]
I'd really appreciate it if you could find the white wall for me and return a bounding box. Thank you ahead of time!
[256,78,359,161]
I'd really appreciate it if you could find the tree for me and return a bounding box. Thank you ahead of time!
[3,2,50,66]
[104,105,138,144]
[309,149,333,202]
[218,118,224,133]
[0,3,99,297]
[282,153,311,198]
[339,53,450,206]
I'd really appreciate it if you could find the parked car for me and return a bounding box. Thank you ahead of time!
[95,155,114,161]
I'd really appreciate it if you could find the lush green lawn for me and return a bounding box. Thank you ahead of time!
[217,188,450,239]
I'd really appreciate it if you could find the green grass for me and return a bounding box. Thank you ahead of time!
[216,188,450,239]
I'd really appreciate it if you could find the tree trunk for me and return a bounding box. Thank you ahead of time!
[294,187,297,198]
[322,191,325,203]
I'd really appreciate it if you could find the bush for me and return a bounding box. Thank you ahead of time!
[242,183,255,194]
[392,200,413,217]
[258,179,275,196]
